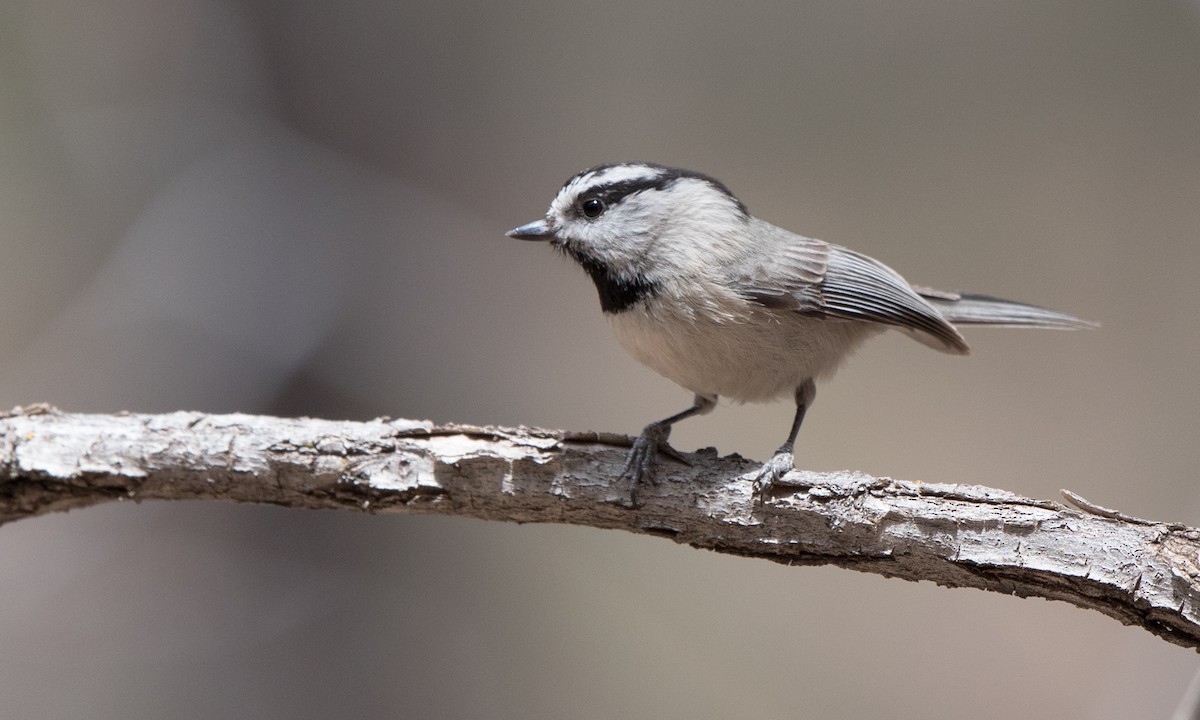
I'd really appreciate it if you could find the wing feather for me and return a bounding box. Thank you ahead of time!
[822,247,969,353]
[736,221,969,354]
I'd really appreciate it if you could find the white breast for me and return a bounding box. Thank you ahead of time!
[609,294,881,403]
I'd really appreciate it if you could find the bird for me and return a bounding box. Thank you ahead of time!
[507,162,1093,506]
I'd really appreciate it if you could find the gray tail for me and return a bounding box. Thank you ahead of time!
[917,290,1097,329]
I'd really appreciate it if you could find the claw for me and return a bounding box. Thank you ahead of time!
[618,424,692,507]
[615,395,715,507]
[619,433,658,507]
[748,451,795,501]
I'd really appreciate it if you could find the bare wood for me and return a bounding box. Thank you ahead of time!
[3,405,1199,650]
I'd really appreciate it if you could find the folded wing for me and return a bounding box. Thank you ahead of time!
[737,223,969,354]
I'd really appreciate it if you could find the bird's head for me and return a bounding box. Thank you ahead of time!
[507,163,749,311]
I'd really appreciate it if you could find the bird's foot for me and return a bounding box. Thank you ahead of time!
[748,450,795,501]
[619,424,690,507]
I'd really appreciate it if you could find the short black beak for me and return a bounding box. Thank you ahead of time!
[506,219,555,241]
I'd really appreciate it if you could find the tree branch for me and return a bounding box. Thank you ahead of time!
[3,405,1198,650]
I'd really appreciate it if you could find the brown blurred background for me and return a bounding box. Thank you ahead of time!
[2,0,1199,717]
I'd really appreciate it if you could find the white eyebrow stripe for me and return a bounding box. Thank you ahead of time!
[566,165,663,197]
[589,164,662,186]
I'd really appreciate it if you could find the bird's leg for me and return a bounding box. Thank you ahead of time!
[622,394,716,506]
[751,379,816,499]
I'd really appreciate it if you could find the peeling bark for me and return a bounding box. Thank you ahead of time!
[2,405,1198,650]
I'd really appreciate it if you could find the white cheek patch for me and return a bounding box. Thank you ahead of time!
[567,214,650,275]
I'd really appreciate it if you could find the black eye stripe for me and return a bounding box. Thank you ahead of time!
[586,177,678,208]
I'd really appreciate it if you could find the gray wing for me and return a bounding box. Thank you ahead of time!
[737,220,970,354]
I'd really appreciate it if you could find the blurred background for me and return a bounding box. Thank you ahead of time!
[1,0,1198,717]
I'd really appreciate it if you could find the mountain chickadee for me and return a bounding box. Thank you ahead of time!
[508,162,1093,505]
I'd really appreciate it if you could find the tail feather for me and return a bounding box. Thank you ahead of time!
[916,290,1097,330]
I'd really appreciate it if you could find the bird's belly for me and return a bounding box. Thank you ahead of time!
[609,306,879,403]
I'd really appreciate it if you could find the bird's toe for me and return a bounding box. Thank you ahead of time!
[749,451,795,500]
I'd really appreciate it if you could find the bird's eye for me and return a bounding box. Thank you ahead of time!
[580,197,606,219]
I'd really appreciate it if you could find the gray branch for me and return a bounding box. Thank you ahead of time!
[3,405,1199,650]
